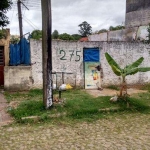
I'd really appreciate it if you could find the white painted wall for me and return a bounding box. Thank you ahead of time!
[88,33,107,41]
[30,39,150,88]
[88,26,148,42]
[30,39,43,88]
[4,66,32,91]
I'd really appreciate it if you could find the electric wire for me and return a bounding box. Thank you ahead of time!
[23,18,36,30]
[23,0,29,16]
[9,8,15,27]
[11,0,41,10]
[23,16,39,29]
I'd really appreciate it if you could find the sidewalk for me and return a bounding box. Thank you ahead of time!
[0,91,13,126]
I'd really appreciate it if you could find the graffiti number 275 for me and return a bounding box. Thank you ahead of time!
[59,50,81,62]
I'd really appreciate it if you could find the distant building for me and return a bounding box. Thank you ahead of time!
[125,0,150,28]
[79,37,88,42]
[88,0,149,42]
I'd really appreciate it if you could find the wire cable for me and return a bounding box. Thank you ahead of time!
[9,8,15,27]
[23,0,29,16]
[23,18,36,30]
[23,16,39,29]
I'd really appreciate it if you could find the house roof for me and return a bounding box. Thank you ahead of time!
[79,37,88,42]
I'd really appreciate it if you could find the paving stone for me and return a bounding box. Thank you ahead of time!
[0,93,13,126]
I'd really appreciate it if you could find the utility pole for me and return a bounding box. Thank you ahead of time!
[17,0,23,38]
[41,0,53,108]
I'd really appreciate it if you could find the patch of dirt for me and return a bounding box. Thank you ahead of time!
[8,101,20,109]
[0,93,13,126]
[85,88,147,97]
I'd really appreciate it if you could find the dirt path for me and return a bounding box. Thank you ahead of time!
[85,88,147,97]
[0,113,149,149]
[0,92,13,126]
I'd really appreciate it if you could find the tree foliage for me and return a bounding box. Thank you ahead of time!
[59,33,74,41]
[10,35,19,44]
[94,29,108,34]
[52,30,59,39]
[109,25,125,31]
[78,21,92,37]
[31,30,42,40]
[0,29,7,39]
[98,29,108,34]
[71,34,81,41]
[0,0,12,27]
[105,52,150,98]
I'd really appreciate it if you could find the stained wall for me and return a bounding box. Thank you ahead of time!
[125,0,150,28]
[30,39,150,88]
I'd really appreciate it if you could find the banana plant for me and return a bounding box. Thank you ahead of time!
[105,52,150,97]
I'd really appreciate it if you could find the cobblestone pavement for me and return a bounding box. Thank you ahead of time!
[0,113,150,150]
[0,92,13,126]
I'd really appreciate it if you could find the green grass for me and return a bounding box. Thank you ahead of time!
[5,89,43,102]
[5,88,150,124]
[139,83,150,92]
[106,85,119,91]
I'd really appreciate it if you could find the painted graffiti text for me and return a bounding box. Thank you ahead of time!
[59,50,81,61]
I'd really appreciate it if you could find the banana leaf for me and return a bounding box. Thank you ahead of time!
[124,57,144,72]
[138,67,150,72]
[125,68,139,76]
[105,53,122,71]
[111,65,121,76]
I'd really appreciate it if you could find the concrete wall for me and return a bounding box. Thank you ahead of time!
[88,27,148,42]
[102,42,150,86]
[30,39,150,88]
[4,66,32,91]
[125,0,150,28]
[88,33,107,41]
[137,26,149,41]
[108,30,126,41]
[30,40,43,88]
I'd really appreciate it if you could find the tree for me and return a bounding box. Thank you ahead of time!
[78,21,92,37]
[0,29,7,39]
[105,52,150,101]
[98,29,108,33]
[0,0,12,27]
[52,30,59,39]
[71,34,81,41]
[10,35,19,44]
[59,33,74,41]
[31,30,42,40]
[109,25,125,31]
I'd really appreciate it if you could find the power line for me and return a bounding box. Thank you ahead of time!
[23,0,29,16]
[23,16,39,29]
[9,8,15,27]
[23,18,36,30]
[12,0,41,10]
[10,0,41,36]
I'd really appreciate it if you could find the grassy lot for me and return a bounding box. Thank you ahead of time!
[4,88,150,124]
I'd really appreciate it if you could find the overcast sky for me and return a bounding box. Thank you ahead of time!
[6,0,126,35]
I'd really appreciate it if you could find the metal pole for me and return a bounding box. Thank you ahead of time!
[41,0,53,108]
[62,72,64,84]
[17,0,23,38]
